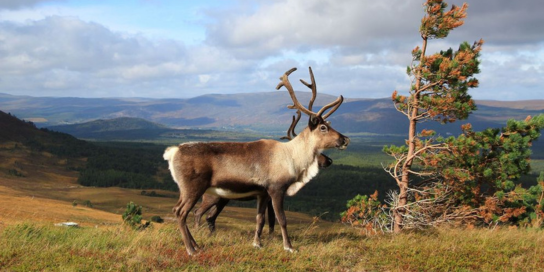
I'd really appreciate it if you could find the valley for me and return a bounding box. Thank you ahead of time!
[1,95,544,271]
[1,104,543,226]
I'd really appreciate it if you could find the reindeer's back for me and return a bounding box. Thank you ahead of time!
[174,140,289,188]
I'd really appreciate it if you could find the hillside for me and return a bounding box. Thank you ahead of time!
[47,117,171,140]
[0,110,95,157]
[1,92,542,135]
[0,110,94,187]
[0,111,48,142]
[46,117,268,141]
[0,111,316,231]
[0,110,314,228]
[49,117,167,133]
[2,110,392,221]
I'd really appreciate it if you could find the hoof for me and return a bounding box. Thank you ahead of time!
[186,246,199,256]
[252,242,262,248]
[186,248,200,256]
[284,247,297,253]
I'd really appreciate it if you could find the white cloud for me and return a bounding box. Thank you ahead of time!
[205,0,422,58]
[198,74,211,84]
[0,16,214,97]
[0,0,542,100]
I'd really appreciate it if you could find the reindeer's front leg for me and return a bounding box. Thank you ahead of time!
[253,194,269,248]
[268,189,294,252]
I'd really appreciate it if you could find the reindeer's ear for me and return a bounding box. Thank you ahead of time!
[309,115,320,130]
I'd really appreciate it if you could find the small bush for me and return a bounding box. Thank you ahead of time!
[8,168,25,177]
[150,215,164,223]
[122,201,150,230]
[82,200,93,208]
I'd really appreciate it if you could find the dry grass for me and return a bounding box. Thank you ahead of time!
[2,145,544,271]
[0,193,120,227]
[2,218,544,271]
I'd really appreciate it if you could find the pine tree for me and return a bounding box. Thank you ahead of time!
[343,1,544,232]
[384,0,483,232]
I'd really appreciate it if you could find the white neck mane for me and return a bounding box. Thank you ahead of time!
[283,127,321,196]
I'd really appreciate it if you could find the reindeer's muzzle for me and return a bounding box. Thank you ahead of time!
[336,136,350,150]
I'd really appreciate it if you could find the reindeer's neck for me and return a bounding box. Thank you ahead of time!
[284,127,319,168]
[283,127,321,196]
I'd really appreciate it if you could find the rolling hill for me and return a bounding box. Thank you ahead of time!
[0,110,319,228]
[0,109,399,221]
[46,117,170,140]
[1,92,542,135]
[45,116,267,141]
[49,117,167,132]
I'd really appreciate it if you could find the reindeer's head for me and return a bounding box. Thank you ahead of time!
[281,109,333,169]
[277,67,350,151]
[317,152,333,168]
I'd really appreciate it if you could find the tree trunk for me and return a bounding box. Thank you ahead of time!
[393,104,418,233]
[393,37,427,233]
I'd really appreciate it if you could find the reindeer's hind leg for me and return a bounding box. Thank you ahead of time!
[172,198,183,215]
[185,225,198,249]
[174,194,202,256]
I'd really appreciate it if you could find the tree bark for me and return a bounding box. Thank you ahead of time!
[393,37,428,233]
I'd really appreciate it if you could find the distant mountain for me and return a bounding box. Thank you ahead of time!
[45,116,267,141]
[1,92,542,135]
[46,117,171,140]
[0,109,94,157]
[47,117,164,133]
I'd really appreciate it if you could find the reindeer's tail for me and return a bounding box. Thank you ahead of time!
[163,146,178,162]
[164,146,181,186]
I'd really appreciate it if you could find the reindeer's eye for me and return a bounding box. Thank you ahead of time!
[320,124,328,132]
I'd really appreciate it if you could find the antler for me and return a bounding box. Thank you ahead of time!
[280,110,302,140]
[276,67,343,119]
[300,67,317,111]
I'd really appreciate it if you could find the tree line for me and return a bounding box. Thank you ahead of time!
[76,143,178,191]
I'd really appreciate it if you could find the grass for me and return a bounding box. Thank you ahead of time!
[2,138,544,271]
[3,172,543,271]
[2,220,544,271]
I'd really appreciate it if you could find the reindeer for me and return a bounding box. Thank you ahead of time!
[163,67,349,255]
[194,110,334,234]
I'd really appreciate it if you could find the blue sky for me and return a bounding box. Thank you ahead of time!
[0,0,543,100]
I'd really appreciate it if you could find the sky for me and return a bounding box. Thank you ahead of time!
[0,0,542,100]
